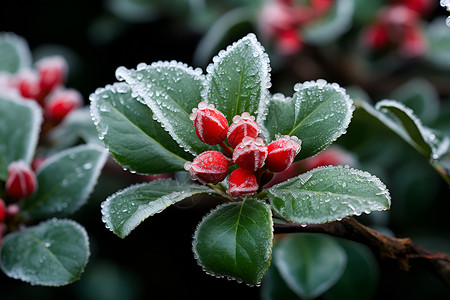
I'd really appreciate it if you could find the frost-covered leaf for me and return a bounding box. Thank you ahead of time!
[101,180,216,238]
[21,145,108,220]
[0,32,32,73]
[303,0,354,44]
[357,99,450,161]
[205,33,271,124]
[263,80,354,160]
[274,234,347,299]
[0,95,42,180]
[90,82,192,173]
[267,165,391,224]
[0,219,89,286]
[115,61,212,156]
[193,198,273,285]
[48,107,102,149]
[389,78,439,124]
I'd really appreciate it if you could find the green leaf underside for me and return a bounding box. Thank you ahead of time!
[0,96,42,180]
[274,234,347,299]
[20,145,107,220]
[101,180,216,238]
[115,61,214,156]
[356,99,449,160]
[263,80,353,160]
[90,82,192,174]
[376,100,432,157]
[267,165,391,224]
[206,33,270,124]
[0,32,32,73]
[0,219,89,286]
[193,198,273,285]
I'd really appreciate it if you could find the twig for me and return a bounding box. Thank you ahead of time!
[274,217,450,287]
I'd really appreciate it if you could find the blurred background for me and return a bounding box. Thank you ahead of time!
[1,0,450,299]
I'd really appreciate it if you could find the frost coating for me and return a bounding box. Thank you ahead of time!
[0,218,90,286]
[115,60,209,156]
[205,33,271,125]
[192,199,273,285]
[267,165,391,224]
[375,99,448,160]
[101,180,212,238]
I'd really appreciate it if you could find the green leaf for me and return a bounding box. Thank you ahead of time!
[389,78,439,124]
[0,95,42,180]
[193,198,273,285]
[20,145,108,220]
[101,179,216,238]
[263,80,354,160]
[0,32,32,73]
[48,107,103,150]
[260,261,301,300]
[205,33,271,124]
[357,99,450,161]
[115,61,212,156]
[303,0,354,44]
[90,82,192,173]
[0,219,90,286]
[375,100,440,158]
[267,165,391,224]
[273,234,347,299]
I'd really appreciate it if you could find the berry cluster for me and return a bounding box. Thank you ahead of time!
[0,55,82,122]
[363,3,431,58]
[259,0,334,55]
[185,102,301,199]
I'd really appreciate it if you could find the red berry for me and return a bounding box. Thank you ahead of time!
[266,136,301,172]
[15,69,43,101]
[226,168,258,198]
[0,199,5,223]
[36,56,68,93]
[232,137,268,171]
[45,88,82,121]
[185,151,229,184]
[227,112,260,149]
[190,102,229,145]
[6,161,37,199]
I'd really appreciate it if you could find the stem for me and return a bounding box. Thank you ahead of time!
[274,217,450,287]
[219,141,233,158]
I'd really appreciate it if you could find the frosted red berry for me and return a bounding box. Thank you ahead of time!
[36,56,68,93]
[45,88,82,121]
[0,199,5,223]
[190,102,229,145]
[226,168,258,198]
[227,112,260,149]
[6,161,37,199]
[185,151,229,184]
[15,69,42,100]
[233,137,268,171]
[265,135,301,172]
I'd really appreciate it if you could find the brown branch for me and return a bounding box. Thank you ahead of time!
[274,217,450,287]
